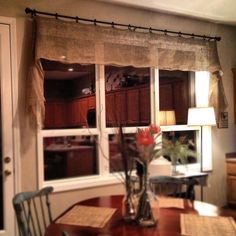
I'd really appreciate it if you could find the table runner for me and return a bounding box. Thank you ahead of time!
[56,205,116,228]
[180,213,236,236]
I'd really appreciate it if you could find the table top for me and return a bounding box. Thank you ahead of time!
[46,195,236,236]
[173,171,208,178]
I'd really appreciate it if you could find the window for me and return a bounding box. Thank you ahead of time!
[38,61,211,192]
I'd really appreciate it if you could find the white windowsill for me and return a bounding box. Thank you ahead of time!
[42,173,125,192]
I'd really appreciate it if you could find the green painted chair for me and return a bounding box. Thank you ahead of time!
[12,186,54,236]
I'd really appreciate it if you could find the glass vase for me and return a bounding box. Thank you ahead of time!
[122,182,136,222]
[135,162,157,227]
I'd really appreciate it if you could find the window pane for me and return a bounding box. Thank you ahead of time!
[43,135,98,180]
[105,66,150,127]
[42,59,96,129]
[108,133,137,173]
[159,70,193,125]
[162,130,198,164]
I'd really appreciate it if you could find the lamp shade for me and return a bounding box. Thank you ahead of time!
[159,110,176,125]
[187,107,216,126]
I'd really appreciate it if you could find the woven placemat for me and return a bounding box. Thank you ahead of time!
[56,205,116,228]
[181,213,236,236]
[159,197,184,209]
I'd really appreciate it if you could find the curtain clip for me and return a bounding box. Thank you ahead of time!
[149,27,152,33]
[111,22,115,28]
[75,16,79,23]
[128,24,132,31]
[164,29,167,35]
[178,31,182,37]
[191,33,195,39]
[94,19,97,26]
[55,13,58,20]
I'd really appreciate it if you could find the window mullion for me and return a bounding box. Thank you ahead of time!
[152,68,159,125]
[96,64,109,175]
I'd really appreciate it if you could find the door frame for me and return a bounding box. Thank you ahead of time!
[0,16,20,236]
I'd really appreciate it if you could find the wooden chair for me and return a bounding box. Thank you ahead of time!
[12,186,54,236]
[149,175,198,200]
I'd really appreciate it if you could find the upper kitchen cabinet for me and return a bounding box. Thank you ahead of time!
[43,59,96,129]
[159,70,192,125]
[105,66,151,127]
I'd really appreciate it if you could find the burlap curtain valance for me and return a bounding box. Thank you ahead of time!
[28,16,227,127]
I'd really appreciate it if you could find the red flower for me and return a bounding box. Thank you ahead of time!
[149,124,161,134]
[136,129,154,146]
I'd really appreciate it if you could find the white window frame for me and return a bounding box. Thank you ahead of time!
[37,67,213,192]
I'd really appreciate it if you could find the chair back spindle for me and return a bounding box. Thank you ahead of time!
[12,186,53,236]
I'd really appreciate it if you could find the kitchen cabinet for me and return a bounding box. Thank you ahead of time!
[45,85,150,129]
[105,85,150,127]
[45,94,96,129]
[226,153,236,205]
[115,90,127,125]
[106,93,116,125]
[106,90,127,125]
[127,88,139,125]
[45,100,67,128]
[139,86,150,125]
[159,76,190,124]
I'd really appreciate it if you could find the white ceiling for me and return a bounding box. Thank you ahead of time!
[99,0,236,26]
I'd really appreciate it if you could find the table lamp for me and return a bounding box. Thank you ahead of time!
[159,110,176,126]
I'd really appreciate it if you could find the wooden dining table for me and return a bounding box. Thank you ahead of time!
[46,195,236,236]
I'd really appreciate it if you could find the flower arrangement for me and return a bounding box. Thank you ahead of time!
[135,124,162,164]
[134,124,162,227]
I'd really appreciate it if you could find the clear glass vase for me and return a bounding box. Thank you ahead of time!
[122,182,136,222]
[135,162,157,227]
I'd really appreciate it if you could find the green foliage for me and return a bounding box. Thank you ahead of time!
[161,138,198,165]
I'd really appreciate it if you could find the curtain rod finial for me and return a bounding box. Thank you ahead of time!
[25,7,32,14]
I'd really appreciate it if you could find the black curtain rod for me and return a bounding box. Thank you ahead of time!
[25,7,221,41]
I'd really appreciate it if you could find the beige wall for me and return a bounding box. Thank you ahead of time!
[0,0,236,217]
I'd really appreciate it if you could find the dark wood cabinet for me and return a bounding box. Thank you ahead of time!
[45,101,67,128]
[139,86,150,124]
[78,97,88,127]
[159,84,173,110]
[159,75,190,124]
[127,88,139,125]
[105,85,150,127]
[45,85,150,129]
[106,93,116,125]
[45,94,96,129]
